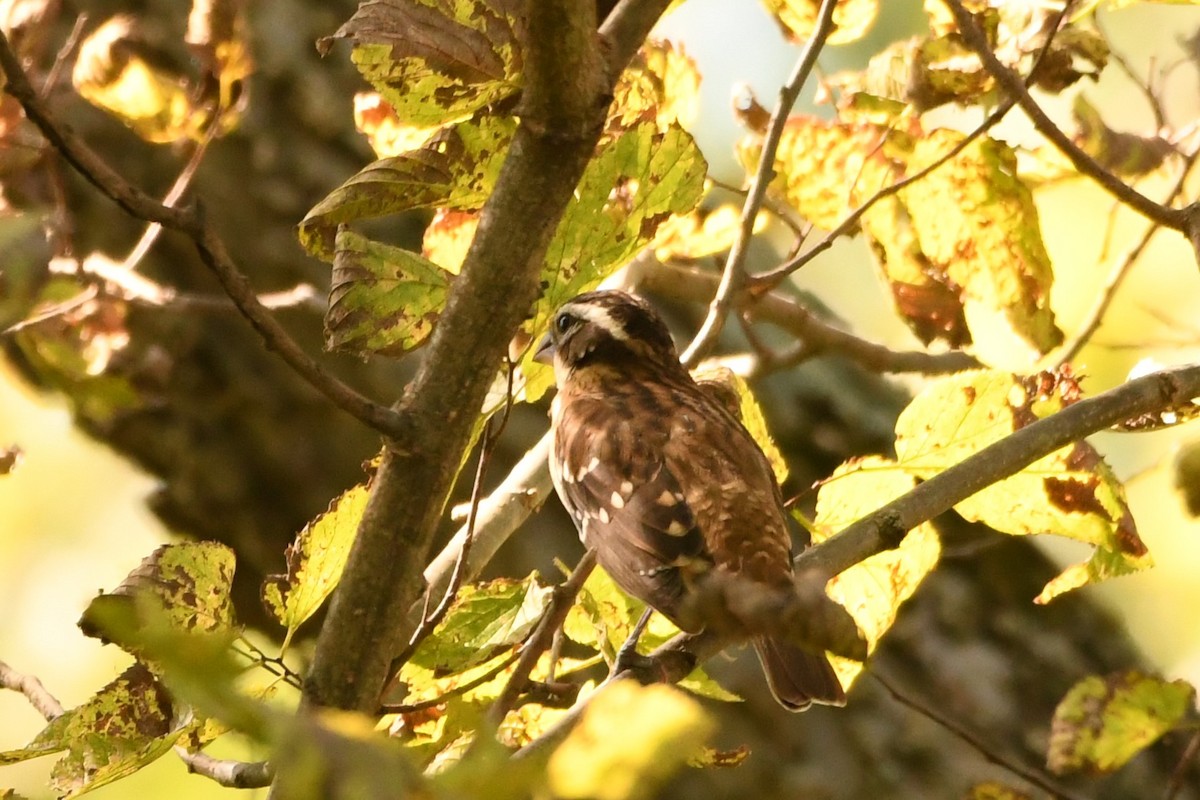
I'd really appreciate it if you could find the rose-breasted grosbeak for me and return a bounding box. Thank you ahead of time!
[534,289,845,711]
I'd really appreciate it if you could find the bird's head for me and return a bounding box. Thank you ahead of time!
[533,290,681,380]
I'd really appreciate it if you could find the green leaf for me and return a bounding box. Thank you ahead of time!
[1047,671,1196,775]
[901,130,1062,366]
[759,0,879,44]
[410,576,552,672]
[298,115,516,259]
[262,483,370,651]
[547,681,715,800]
[518,121,707,402]
[79,542,237,651]
[0,664,181,797]
[324,228,454,356]
[325,0,524,128]
[813,456,940,688]
[893,369,1152,603]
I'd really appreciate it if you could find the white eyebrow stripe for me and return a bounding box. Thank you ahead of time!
[563,302,629,341]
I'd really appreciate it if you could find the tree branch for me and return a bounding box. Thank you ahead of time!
[0,659,63,720]
[485,550,596,727]
[1055,143,1200,365]
[679,0,838,365]
[303,2,672,714]
[943,0,1193,236]
[0,31,405,439]
[872,673,1088,800]
[174,747,273,789]
[642,362,1200,689]
[642,261,978,375]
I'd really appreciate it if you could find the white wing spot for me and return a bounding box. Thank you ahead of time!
[619,480,633,496]
[610,491,625,509]
[576,456,600,482]
[667,520,689,536]
[657,489,677,506]
[598,507,610,524]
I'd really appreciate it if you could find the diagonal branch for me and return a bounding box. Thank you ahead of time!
[0,32,406,439]
[0,659,63,720]
[637,363,1200,697]
[679,0,839,365]
[943,0,1191,235]
[873,673,1088,800]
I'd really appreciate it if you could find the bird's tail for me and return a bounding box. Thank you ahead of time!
[754,636,846,712]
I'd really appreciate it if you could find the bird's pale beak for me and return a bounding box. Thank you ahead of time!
[533,332,556,365]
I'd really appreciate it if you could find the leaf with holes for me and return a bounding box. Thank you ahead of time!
[262,482,369,651]
[610,39,700,133]
[894,368,1151,603]
[813,456,939,688]
[1048,671,1195,775]
[324,229,454,356]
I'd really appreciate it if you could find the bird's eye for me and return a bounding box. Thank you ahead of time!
[555,312,576,334]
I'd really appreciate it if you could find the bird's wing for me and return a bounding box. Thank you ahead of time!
[553,399,708,627]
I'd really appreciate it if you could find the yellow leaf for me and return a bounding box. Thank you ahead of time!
[814,456,940,687]
[1048,671,1195,774]
[547,681,714,800]
[894,368,1152,602]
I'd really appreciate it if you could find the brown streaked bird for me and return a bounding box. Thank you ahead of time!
[534,289,845,711]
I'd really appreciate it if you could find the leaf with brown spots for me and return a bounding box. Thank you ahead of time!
[323,0,525,127]
[0,664,183,797]
[518,122,707,403]
[894,369,1152,603]
[759,0,878,45]
[1048,670,1195,775]
[79,542,237,651]
[325,228,454,356]
[298,114,515,259]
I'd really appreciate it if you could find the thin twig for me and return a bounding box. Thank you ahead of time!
[873,673,1088,800]
[642,261,978,375]
[174,747,273,789]
[236,637,303,690]
[706,174,809,241]
[40,13,88,98]
[944,0,1189,233]
[1165,729,1200,800]
[386,359,518,683]
[485,550,596,727]
[122,121,222,271]
[0,30,407,439]
[0,659,64,720]
[1056,143,1200,365]
[679,0,839,366]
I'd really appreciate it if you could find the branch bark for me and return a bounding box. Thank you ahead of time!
[302,1,674,714]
